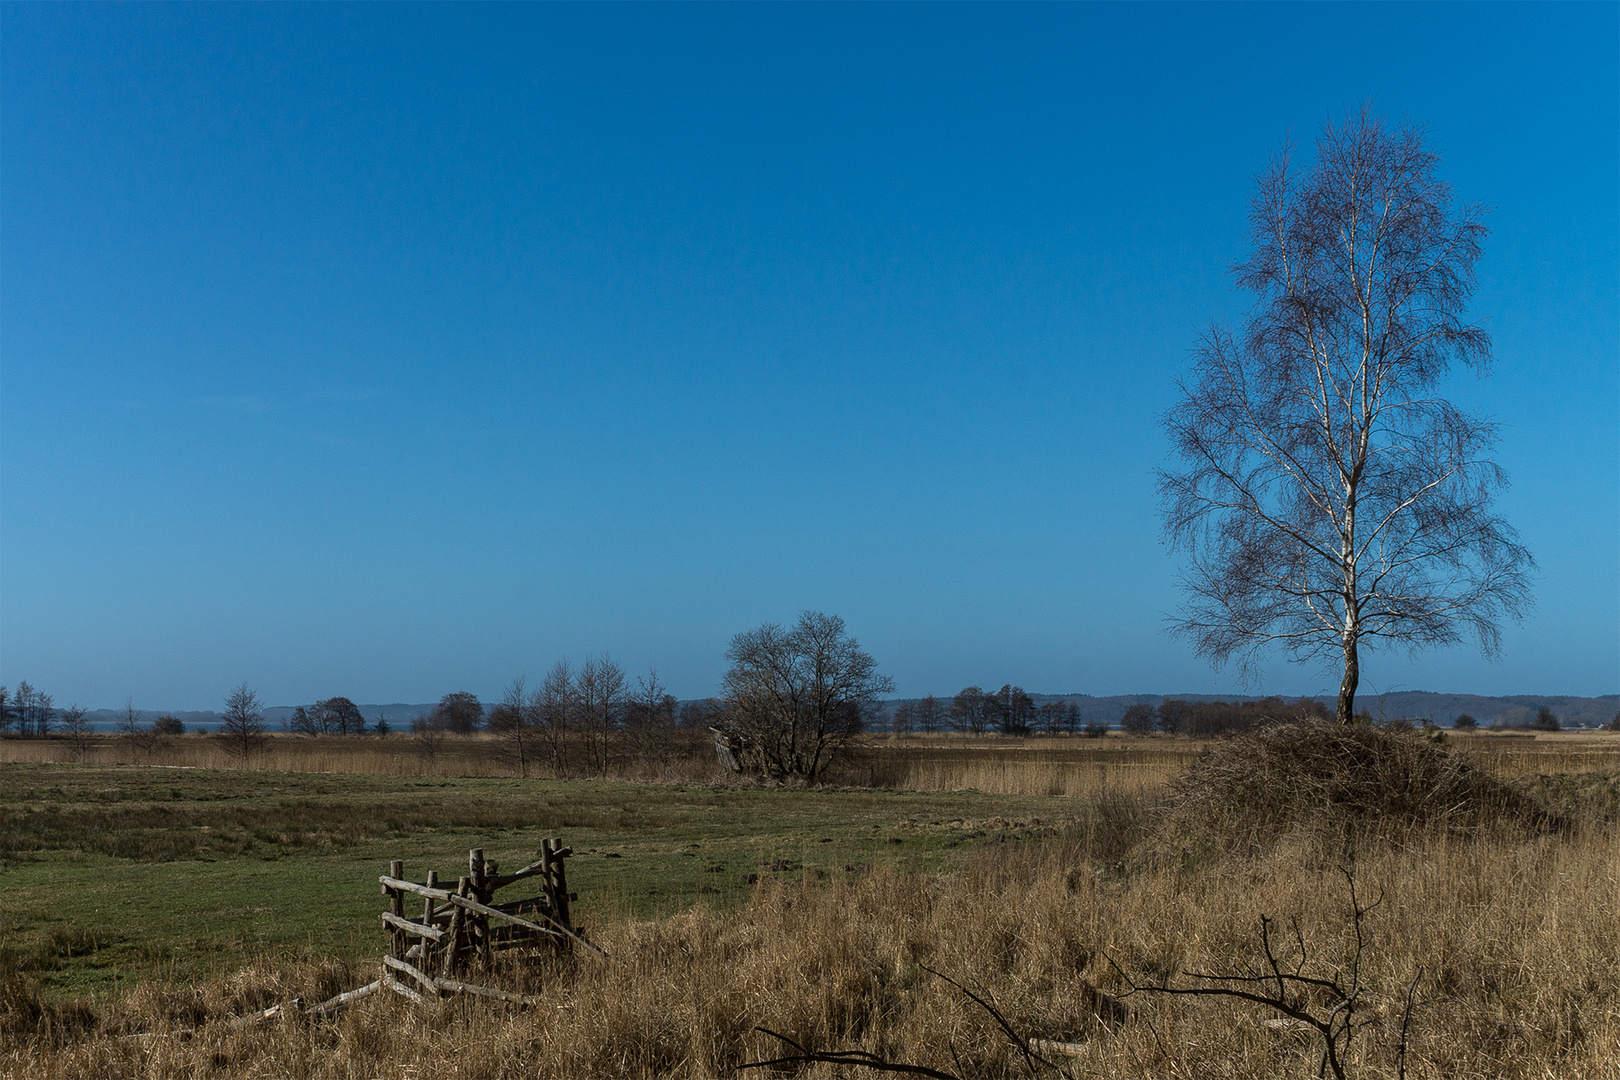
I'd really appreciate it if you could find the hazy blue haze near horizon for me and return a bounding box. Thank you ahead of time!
[2,4,1616,711]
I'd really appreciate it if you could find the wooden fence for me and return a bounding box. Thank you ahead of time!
[235,838,602,1024]
[374,838,604,1005]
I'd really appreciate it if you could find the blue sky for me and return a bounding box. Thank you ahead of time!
[2,3,1616,711]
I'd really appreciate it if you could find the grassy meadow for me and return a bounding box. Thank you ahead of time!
[2,730,1617,1078]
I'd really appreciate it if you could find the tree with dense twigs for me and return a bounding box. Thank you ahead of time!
[1160,108,1532,723]
[217,683,268,764]
[717,611,893,782]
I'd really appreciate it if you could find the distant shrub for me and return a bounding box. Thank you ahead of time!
[1082,723,1108,739]
[1534,706,1560,731]
[1161,696,1328,736]
[152,716,185,736]
[1453,713,1477,730]
[1121,704,1156,734]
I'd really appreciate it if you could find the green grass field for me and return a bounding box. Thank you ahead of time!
[0,761,1084,999]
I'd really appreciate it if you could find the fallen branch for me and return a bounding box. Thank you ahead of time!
[740,1027,960,1079]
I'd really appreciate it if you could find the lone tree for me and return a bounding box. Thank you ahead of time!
[218,683,268,764]
[1160,109,1532,724]
[716,611,893,782]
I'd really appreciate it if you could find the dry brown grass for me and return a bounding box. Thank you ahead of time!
[0,733,728,783]
[5,822,1616,1080]
[4,728,1616,1079]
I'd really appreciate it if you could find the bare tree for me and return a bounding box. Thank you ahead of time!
[489,676,540,777]
[536,660,576,777]
[575,656,626,776]
[623,669,680,767]
[987,684,1035,735]
[716,611,893,783]
[290,705,317,736]
[60,704,92,761]
[1121,703,1156,734]
[116,697,160,758]
[312,696,365,735]
[914,693,945,734]
[949,686,989,735]
[10,681,52,737]
[432,691,484,735]
[1160,108,1532,724]
[217,683,268,765]
[33,690,55,737]
[409,713,444,764]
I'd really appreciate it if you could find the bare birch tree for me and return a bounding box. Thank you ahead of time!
[1160,108,1532,723]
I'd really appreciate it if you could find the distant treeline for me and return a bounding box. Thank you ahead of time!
[6,679,1617,740]
[878,690,1620,733]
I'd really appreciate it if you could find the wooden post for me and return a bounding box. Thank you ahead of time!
[469,848,490,969]
[538,839,559,919]
[388,859,406,958]
[550,839,572,930]
[440,875,470,977]
[421,869,439,965]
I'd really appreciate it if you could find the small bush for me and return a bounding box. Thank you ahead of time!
[1160,719,1559,853]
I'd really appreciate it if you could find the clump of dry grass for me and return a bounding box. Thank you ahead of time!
[1159,720,1560,855]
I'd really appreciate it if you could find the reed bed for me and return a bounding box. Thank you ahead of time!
[2,730,1608,797]
[840,741,1191,799]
